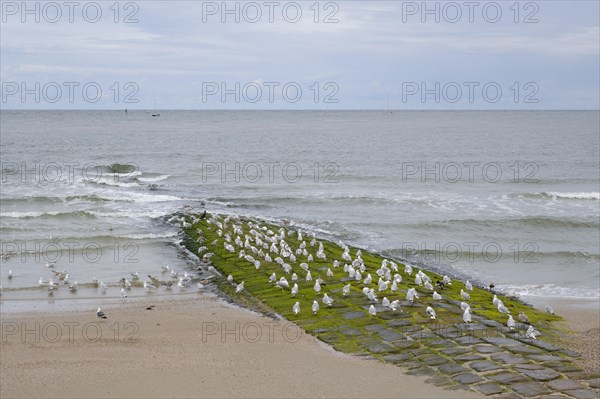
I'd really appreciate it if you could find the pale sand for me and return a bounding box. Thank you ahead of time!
[0,295,481,399]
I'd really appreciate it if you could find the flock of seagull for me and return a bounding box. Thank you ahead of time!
[195,214,550,340]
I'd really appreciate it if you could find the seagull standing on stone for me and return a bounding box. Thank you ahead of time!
[463,307,472,323]
[507,315,516,330]
[426,306,436,320]
[369,304,377,316]
[526,325,541,339]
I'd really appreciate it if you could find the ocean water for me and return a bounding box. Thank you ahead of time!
[1,110,598,310]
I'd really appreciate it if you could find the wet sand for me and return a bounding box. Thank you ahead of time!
[0,295,482,399]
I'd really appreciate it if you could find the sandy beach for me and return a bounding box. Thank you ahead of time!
[1,295,483,399]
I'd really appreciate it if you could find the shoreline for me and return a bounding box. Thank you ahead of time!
[0,296,482,399]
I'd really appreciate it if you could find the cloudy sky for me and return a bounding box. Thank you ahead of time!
[1,1,598,109]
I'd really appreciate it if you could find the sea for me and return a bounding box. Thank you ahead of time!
[1,110,598,312]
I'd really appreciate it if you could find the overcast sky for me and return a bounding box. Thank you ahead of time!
[1,1,598,109]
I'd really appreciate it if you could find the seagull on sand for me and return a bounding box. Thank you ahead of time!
[96,307,107,319]
[460,289,470,301]
[518,312,530,324]
[312,300,319,314]
[322,294,333,307]
[120,288,128,298]
[426,306,436,320]
[100,281,107,293]
[368,304,377,317]
[144,281,156,292]
[507,315,516,330]
[235,281,245,293]
[293,301,300,315]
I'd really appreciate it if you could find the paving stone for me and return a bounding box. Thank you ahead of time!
[402,361,426,370]
[429,339,454,347]
[392,340,418,350]
[437,362,469,376]
[365,324,385,332]
[529,354,570,362]
[410,331,436,340]
[383,353,411,364]
[378,311,411,320]
[363,341,395,354]
[526,340,563,352]
[564,372,597,380]
[509,381,552,397]
[519,368,561,381]
[479,319,504,328]
[492,394,524,399]
[405,366,435,377]
[482,336,523,346]
[543,362,584,373]
[473,382,505,396]
[387,319,411,327]
[455,353,486,362]
[515,363,546,370]
[456,323,488,331]
[547,380,586,391]
[407,348,430,357]
[475,345,504,354]
[560,349,583,358]
[440,347,470,356]
[491,353,530,365]
[469,360,503,372]
[421,355,449,366]
[452,372,484,384]
[378,328,405,342]
[487,372,528,384]
[506,345,545,355]
[455,336,483,345]
[343,311,366,320]
[584,378,600,389]
[340,327,362,336]
[563,389,600,399]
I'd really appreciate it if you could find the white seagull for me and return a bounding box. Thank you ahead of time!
[291,283,298,296]
[293,301,300,315]
[463,308,472,323]
[426,306,436,320]
[460,289,470,301]
[322,294,333,307]
[236,281,245,293]
[507,315,516,330]
[312,300,319,314]
[432,291,442,300]
[526,325,541,339]
[96,307,107,319]
[342,283,351,296]
[368,304,377,316]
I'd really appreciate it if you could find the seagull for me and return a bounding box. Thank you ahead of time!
[389,300,400,311]
[415,275,422,286]
[432,291,442,300]
[45,262,55,269]
[291,283,298,296]
[342,283,350,296]
[406,289,415,304]
[144,281,156,292]
[326,268,333,278]
[492,295,500,307]
[460,289,470,301]
[426,306,436,320]
[463,307,472,323]
[507,315,516,330]
[313,280,321,293]
[68,281,78,291]
[7,270,13,279]
[268,273,276,283]
[293,301,300,315]
[460,302,471,311]
[367,288,378,302]
[227,275,233,282]
[131,272,140,280]
[378,280,388,292]
[545,304,555,315]
[498,303,510,314]
[518,312,530,324]
[368,304,377,316]
[442,275,452,285]
[120,288,128,298]
[161,265,170,273]
[465,280,473,291]
[322,294,333,307]
[100,281,107,293]
[526,325,541,339]
[382,297,390,307]
[363,274,372,285]
[424,281,434,290]
[305,271,312,282]
[235,281,245,293]
[276,277,289,290]
[312,300,319,314]
[404,264,413,275]
[291,273,298,282]
[96,307,107,319]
